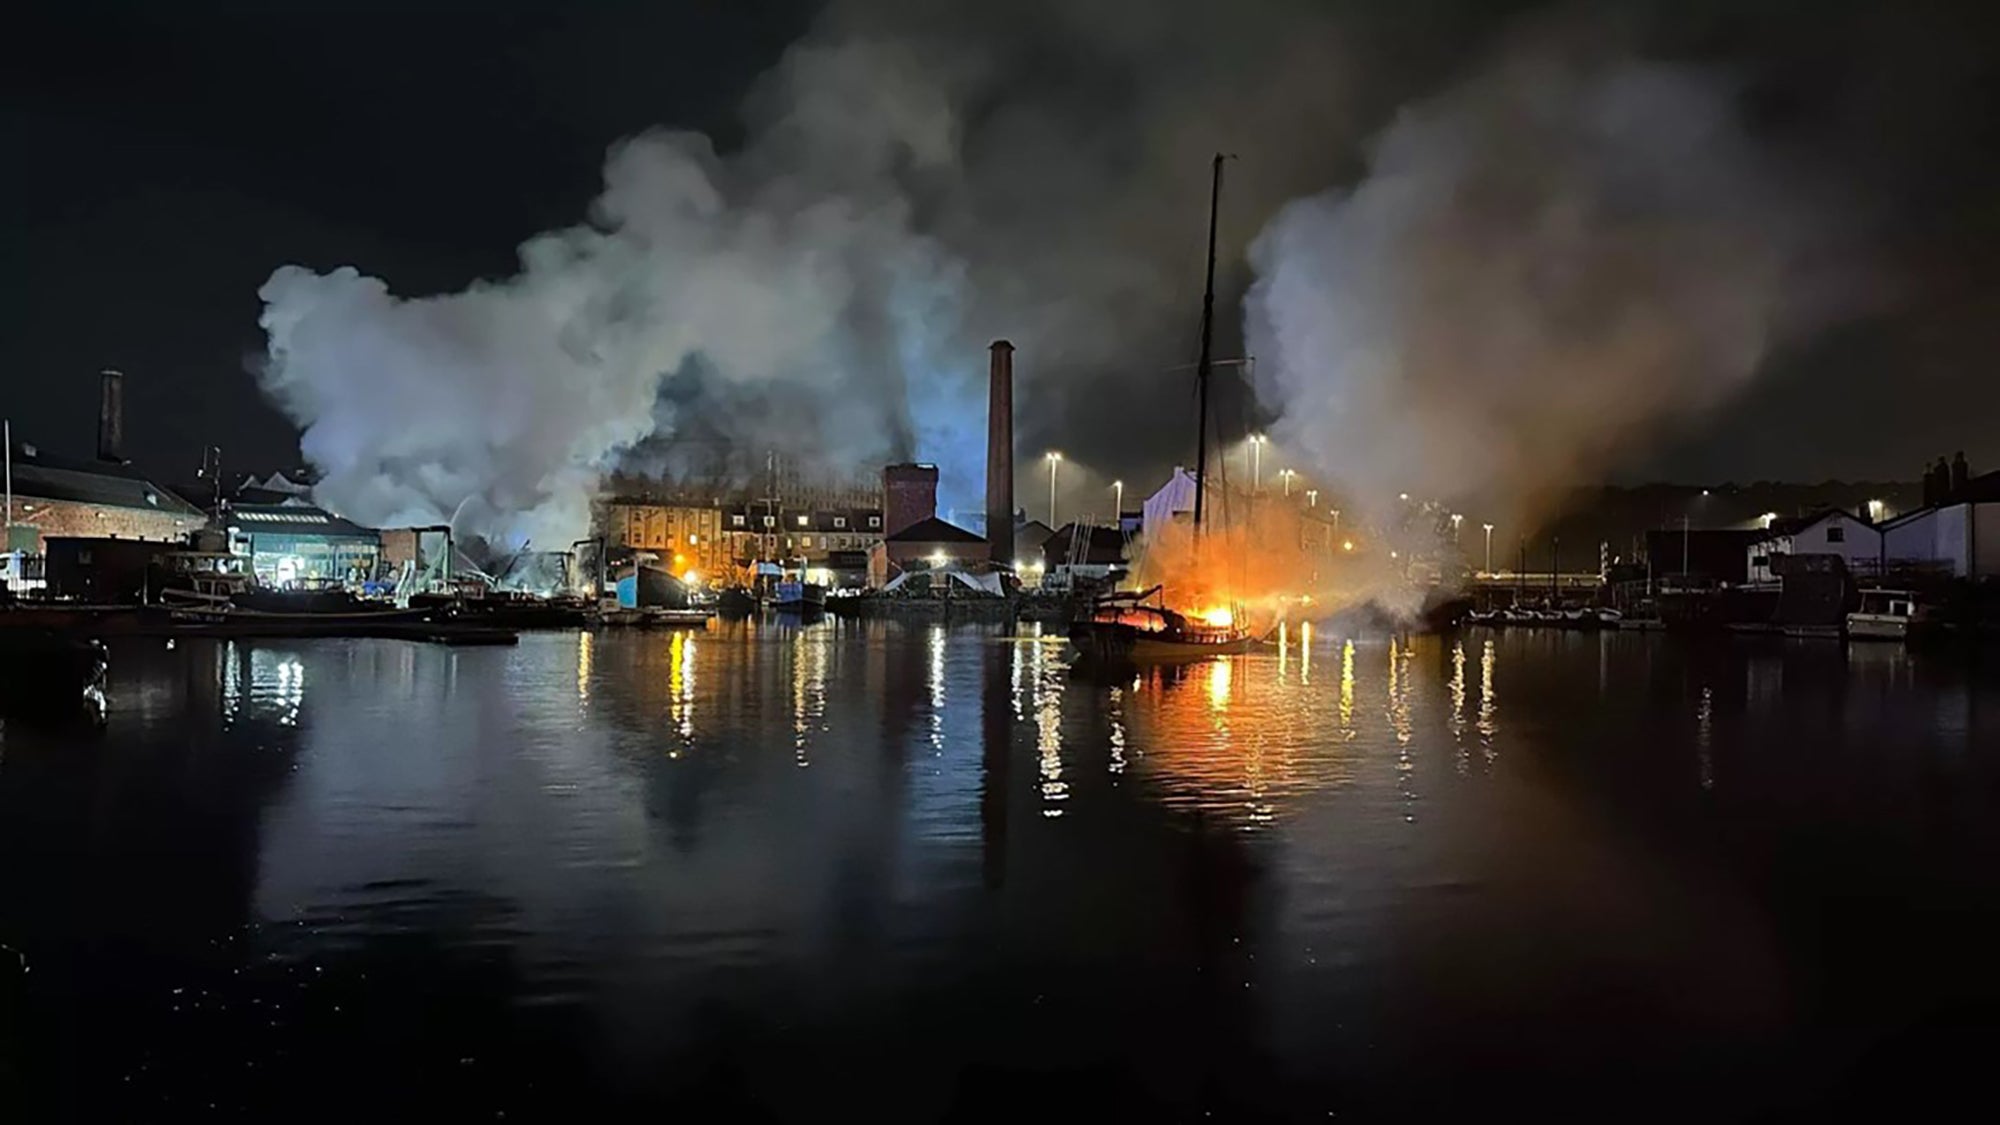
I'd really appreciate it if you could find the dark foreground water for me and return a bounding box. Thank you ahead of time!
[3,620,2000,1119]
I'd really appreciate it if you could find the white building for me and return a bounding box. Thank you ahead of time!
[1881,500,2000,578]
[1746,510,1881,583]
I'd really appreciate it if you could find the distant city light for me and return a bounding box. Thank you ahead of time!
[1342,540,1354,552]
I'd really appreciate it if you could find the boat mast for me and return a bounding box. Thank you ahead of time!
[1192,153,1226,532]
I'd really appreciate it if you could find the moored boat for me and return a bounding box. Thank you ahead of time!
[1848,589,1927,641]
[1069,586,1256,663]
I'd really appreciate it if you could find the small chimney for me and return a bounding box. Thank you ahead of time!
[985,340,1015,563]
[97,368,126,463]
[1951,450,1970,499]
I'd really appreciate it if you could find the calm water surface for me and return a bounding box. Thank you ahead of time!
[4,620,2000,1118]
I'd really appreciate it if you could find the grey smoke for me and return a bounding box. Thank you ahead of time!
[255,3,1844,545]
[257,40,970,545]
[1246,34,1824,523]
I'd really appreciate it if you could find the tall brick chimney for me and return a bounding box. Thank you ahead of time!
[985,340,1014,563]
[97,368,125,463]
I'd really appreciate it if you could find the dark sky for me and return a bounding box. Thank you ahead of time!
[2,2,810,476]
[5,0,1999,487]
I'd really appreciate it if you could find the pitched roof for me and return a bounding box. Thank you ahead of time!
[884,516,985,544]
[6,446,203,516]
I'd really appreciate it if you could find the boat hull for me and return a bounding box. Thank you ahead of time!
[1069,621,1254,663]
[1846,613,1909,640]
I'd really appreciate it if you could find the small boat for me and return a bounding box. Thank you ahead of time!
[1069,586,1256,663]
[772,578,827,611]
[1465,608,1503,625]
[1848,589,1927,641]
[1594,607,1624,626]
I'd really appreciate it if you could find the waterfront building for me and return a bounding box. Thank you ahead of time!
[3,441,205,553]
[222,503,381,587]
[1747,510,1882,583]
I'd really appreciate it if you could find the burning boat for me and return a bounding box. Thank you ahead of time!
[1070,586,1255,663]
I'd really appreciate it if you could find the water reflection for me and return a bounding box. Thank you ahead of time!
[1477,638,1498,762]
[6,627,2000,1117]
[791,623,828,765]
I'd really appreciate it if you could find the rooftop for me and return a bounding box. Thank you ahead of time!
[6,445,203,517]
[884,516,985,545]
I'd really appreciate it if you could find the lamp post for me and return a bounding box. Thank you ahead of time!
[1331,509,1341,533]
[1113,479,1124,522]
[1306,488,1318,508]
[1046,451,1062,528]
[1451,512,1464,543]
[1280,468,1296,497]
[1482,522,1494,574]
[1249,434,1265,494]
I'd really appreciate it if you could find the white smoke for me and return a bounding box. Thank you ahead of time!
[256,41,971,546]
[1246,36,1823,523]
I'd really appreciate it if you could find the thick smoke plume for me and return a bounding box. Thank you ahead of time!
[257,43,973,545]
[255,3,1851,557]
[1246,33,1823,527]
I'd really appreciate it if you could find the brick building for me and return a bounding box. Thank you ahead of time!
[4,443,205,553]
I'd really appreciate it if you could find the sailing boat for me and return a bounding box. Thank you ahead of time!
[1069,154,1257,663]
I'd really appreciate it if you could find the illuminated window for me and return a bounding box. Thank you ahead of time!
[796,515,808,527]
[732,514,745,527]
[802,536,813,548]
[868,515,881,528]
[763,516,775,528]
[834,517,847,529]
[1826,526,1845,543]
[688,534,698,545]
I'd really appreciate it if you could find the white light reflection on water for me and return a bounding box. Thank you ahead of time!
[1448,641,1469,775]
[1697,684,1715,790]
[1277,622,1289,681]
[1032,629,1067,816]
[1389,640,1416,821]
[576,630,593,707]
[1299,621,1313,684]
[1477,637,1498,763]
[1107,685,1128,777]
[927,624,946,754]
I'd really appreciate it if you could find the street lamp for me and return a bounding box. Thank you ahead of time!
[1868,498,1886,521]
[1045,451,1062,527]
[1113,479,1124,520]
[1451,513,1464,542]
[1398,492,1410,502]
[1331,508,1341,533]
[1761,511,1778,529]
[1280,468,1296,497]
[1306,488,1318,508]
[1249,434,1265,494]
[1482,522,1494,574]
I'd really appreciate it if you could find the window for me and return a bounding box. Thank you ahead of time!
[796,515,808,528]
[1751,555,1768,568]
[688,534,698,545]
[834,516,847,529]
[763,516,775,528]
[802,536,813,548]
[1826,525,1845,543]
[732,515,745,528]
[868,515,881,528]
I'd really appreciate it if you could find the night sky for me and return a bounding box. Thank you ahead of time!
[5,1,1999,492]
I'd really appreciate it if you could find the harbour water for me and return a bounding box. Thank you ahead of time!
[3,621,1999,1118]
